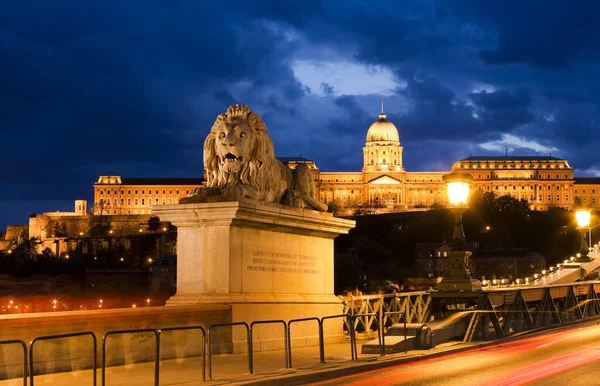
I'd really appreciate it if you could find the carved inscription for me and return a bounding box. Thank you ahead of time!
[247,250,321,274]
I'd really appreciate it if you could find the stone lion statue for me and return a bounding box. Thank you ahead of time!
[181,104,328,211]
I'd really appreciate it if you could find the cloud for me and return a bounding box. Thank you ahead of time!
[469,88,532,110]
[479,134,558,154]
[451,1,600,69]
[575,167,600,177]
[292,60,396,96]
[3,0,600,229]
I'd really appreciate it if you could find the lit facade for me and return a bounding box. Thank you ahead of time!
[315,108,599,212]
[93,176,203,215]
[92,110,600,215]
[318,109,449,210]
[451,156,575,211]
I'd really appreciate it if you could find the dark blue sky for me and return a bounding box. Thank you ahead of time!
[2,0,600,229]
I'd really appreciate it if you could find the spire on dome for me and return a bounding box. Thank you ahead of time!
[379,101,386,120]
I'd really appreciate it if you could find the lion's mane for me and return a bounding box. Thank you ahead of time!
[203,104,286,201]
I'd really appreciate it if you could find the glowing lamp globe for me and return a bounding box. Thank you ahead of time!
[443,173,473,206]
[576,208,591,228]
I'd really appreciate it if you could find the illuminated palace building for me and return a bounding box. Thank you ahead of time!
[93,176,203,215]
[317,108,600,212]
[93,109,600,215]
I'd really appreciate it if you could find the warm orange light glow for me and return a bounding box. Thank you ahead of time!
[576,209,591,228]
[132,304,137,308]
[447,181,470,205]
[443,172,472,206]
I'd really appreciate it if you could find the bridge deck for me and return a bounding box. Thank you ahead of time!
[533,249,600,286]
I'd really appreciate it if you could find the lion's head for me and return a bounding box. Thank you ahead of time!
[203,104,285,200]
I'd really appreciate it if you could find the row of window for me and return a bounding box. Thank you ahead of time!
[99,209,147,215]
[99,197,177,206]
[476,173,570,179]
[575,189,597,194]
[368,151,399,156]
[460,163,567,169]
[484,185,570,190]
[98,189,188,195]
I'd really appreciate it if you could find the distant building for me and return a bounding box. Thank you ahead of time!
[90,109,600,216]
[299,108,594,212]
[93,176,204,215]
[415,242,478,278]
[473,251,546,281]
[414,242,546,281]
[573,178,600,207]
[451,156,575,211]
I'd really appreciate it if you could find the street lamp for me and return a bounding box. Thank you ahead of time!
[575,206,592,261]
[438,172,482,292]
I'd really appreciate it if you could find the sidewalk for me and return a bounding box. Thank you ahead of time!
[0,340,477,386]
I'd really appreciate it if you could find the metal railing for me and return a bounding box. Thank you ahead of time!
[350,313,383,356]
[102,328,160,386]
[287,317,322,367]
[322,314,355,360]
[342,292,430,334]
[207,322,251,381]
[250,320,288,369]
[159,325,206,382]
[0,340,27,386]
[30,331,96,386]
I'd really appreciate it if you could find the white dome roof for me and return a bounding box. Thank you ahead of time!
[366,113,400,144]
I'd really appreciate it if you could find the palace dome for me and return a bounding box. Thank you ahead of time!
[366,112,400,144]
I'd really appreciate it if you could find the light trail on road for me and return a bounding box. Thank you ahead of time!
[312,322,600,386]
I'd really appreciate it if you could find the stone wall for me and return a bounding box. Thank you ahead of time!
[4,225,28,242]
[29,214,155,240]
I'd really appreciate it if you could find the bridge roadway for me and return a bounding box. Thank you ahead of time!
[530,248,600,286]
[313,320,600,386]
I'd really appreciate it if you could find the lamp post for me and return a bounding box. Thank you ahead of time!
[575,207,592,261]
[438,172,482,292]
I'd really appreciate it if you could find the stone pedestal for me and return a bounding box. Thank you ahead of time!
[438,250,482,292]
[152,200,355,351]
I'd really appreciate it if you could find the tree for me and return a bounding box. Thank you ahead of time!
[52,221,69,237]
[147,216,162,231]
